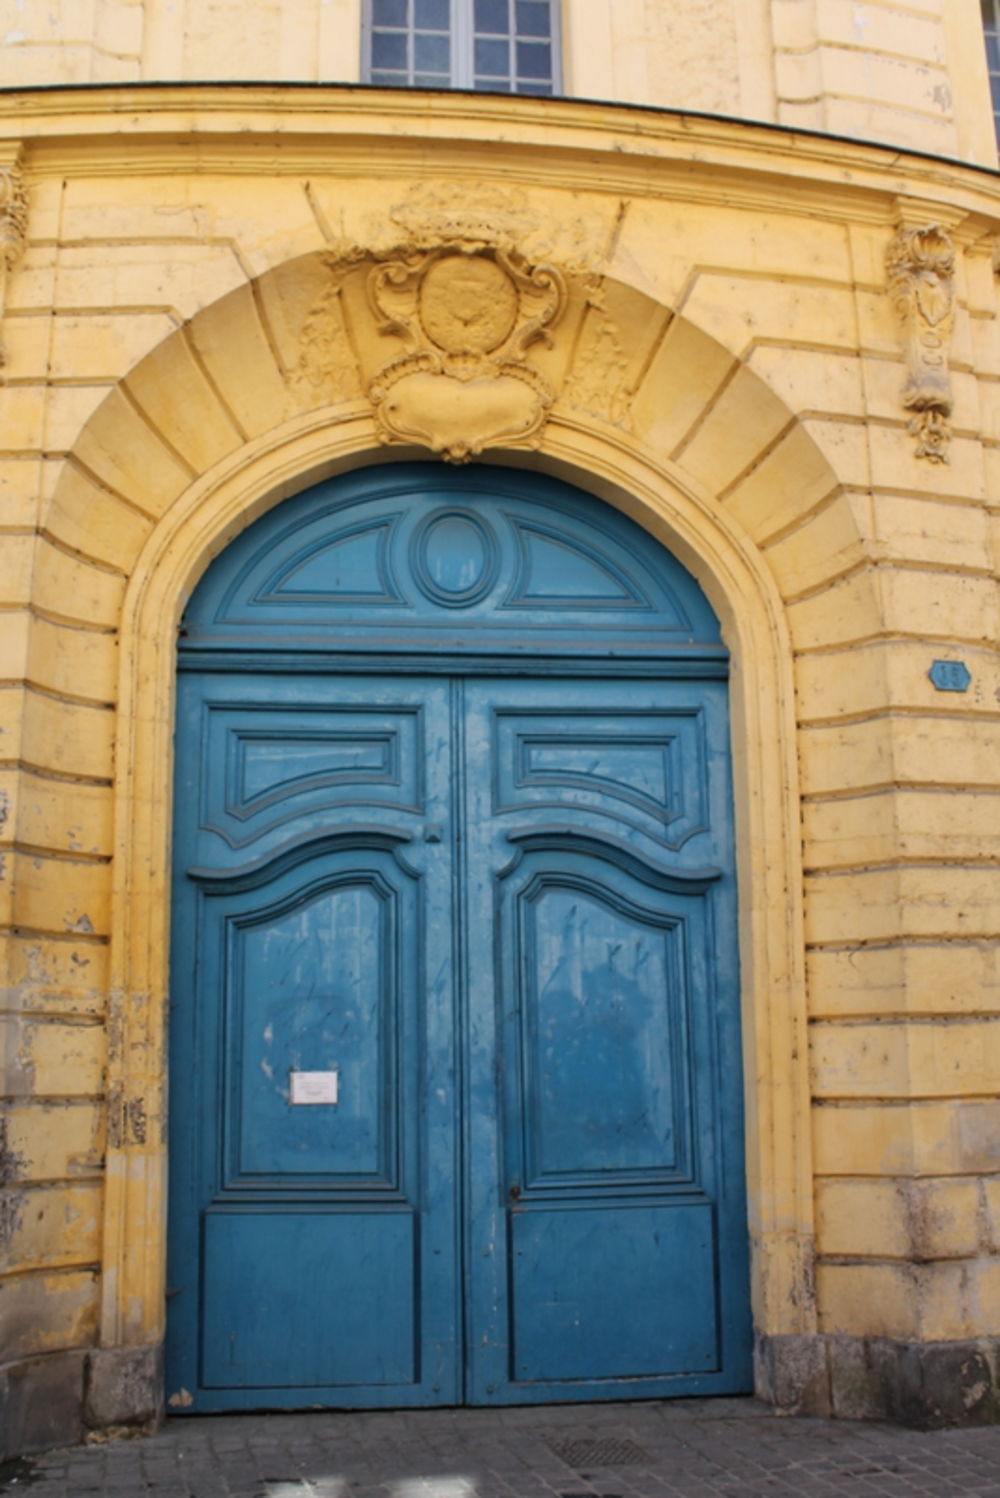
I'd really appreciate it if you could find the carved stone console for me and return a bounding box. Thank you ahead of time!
[0,150,27,376]
[886,222,956,463]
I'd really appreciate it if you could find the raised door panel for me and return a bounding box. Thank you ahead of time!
[191,690,426,862]
[227,879,396,1184]
[509,1204,717,1383]
[200,1211,417,1389]
[492,707,710,850]
[511,871,693,1189]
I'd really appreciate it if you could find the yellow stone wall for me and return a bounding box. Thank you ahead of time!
[0,8,998,1450]
[1,1,996,164]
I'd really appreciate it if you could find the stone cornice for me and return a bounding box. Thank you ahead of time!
[1,85,999,230]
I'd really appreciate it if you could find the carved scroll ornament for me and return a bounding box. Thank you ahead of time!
[886,223,955,463]
[0,158,27,376]
[367,245,566,463]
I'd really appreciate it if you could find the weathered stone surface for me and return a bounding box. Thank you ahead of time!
[84,1343,163,1431]
[0,1351,85,1461]
[761,1334,1000,1428]
[754,1334,831,1417]
[861,1338,1000,1428]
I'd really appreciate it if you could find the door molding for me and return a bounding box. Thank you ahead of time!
[104,412,813,1387]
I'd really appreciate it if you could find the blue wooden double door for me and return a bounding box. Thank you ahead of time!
[167,467,751,1410]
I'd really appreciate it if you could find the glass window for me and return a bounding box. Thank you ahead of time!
[373,0,407,24]
[983,0,1000,147]
[364,0,559,93]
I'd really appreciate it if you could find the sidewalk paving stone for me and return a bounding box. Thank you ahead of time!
[3,1400,1000,1498]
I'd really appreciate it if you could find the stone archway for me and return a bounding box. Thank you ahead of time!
[23,247,870,1422]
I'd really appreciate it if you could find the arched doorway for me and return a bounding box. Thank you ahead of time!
[165,463,751,1410]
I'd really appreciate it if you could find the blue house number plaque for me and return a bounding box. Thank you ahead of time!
[929,659,971,692]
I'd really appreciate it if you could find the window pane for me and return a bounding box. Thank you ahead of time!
[415,0,449,27]
[987,33,1000,68]
[373,0,408,26]
[516,39,550,80]
[475,37,510,75]
[368,0,559,93]
[515,0,550,38]
[415,31,451,70]
[372,30,409,68]
[475,0,509,34]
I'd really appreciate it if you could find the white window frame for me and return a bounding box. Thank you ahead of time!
[983,0,1000,144]
[362,0,562,94]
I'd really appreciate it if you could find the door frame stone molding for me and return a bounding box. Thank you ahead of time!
[98,401,813,1418]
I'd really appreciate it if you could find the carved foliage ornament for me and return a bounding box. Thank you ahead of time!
[886,223,955,463]
[0,158,27,375]
[367,244,566,463]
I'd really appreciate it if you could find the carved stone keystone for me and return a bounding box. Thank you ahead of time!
[367,244,566,463]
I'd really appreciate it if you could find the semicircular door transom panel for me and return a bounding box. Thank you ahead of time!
[181,465,724,662]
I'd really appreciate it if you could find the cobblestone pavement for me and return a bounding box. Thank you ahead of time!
[4,1399,1000,1498]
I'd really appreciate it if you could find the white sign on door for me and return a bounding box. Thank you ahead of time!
[289,1069,339,1106]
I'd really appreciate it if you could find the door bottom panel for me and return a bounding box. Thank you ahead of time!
[508,1203,719,1385]
[200,1210,418,1389]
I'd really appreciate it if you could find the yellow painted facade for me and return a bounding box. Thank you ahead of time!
[1,0,1000,1452]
